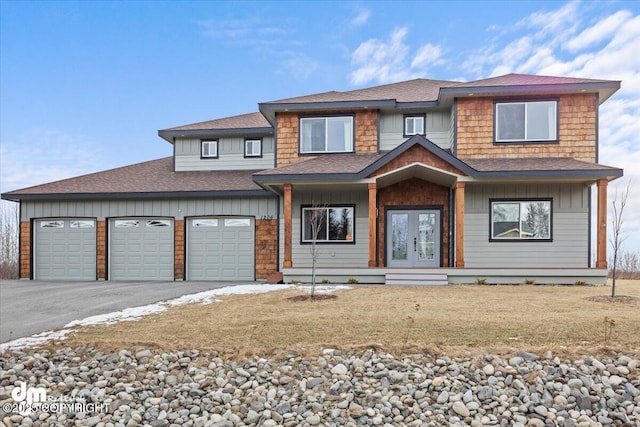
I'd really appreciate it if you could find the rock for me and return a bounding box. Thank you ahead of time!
[452,400,470,417]
[483,364,495,375]
[331,363,348,376]
[349,402,364,417]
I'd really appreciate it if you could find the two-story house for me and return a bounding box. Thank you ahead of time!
[2,73,623,284]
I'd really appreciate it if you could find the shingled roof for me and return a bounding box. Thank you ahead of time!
[465,157,623,179]
[2,157,270,201]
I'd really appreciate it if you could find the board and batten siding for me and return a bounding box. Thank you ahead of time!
[464,183,590,268]
[279,188,370,269]
[21,197,278,221]
[174,136,275,171]
[379,110,452,151]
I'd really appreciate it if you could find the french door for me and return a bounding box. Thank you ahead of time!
[387,209,440,267]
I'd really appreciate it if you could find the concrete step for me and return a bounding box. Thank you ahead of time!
[385,272,448,286]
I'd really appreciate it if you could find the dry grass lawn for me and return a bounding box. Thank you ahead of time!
[57,280,640,359]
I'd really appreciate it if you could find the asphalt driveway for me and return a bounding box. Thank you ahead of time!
[0,280,248,343]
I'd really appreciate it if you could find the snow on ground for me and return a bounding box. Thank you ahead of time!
[0,283,350,352]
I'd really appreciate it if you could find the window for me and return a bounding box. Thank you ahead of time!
[225,218,251,227]
[302,206,354,243]
[495,101,557,142]
[244,139,262,157]
[404,115,425,136]
[201,140,218,158]
[491,200,552,240]
[70,220,95,228]
[147,219,171,227]
[40,220,64,228]
[300,116,353,153]
[192,219,218,227]
[115,220,139,228]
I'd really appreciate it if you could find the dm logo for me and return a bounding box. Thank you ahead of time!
[11,381,47,415]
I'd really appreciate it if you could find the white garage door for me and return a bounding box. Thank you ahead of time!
[187,217,254,281]
[35,219,96,280]
[109,218,174,280]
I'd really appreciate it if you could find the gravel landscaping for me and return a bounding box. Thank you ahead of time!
[1,346,639,426]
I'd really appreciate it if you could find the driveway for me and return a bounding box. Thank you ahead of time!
[0,280,248,343]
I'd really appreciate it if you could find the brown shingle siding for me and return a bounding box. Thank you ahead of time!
[20,221,30,279]
[255,218,278,279]
[276,110,379,166]
[456,94,597,162]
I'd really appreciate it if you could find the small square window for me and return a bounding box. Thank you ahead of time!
[404,115,425,136]
[201,140,218,158]
[244,139,262,157]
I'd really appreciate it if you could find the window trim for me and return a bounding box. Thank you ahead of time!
[244,138,263,158]
[494,99,559,144]
[201,140,219,159]
[403,114,426,137]
[489,198,553,242]
[300,204,356,244]
[298,115,355,155]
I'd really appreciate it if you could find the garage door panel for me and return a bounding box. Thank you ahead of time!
[187,217,254,281]
[110,218,174,280]
[35,219,96,280]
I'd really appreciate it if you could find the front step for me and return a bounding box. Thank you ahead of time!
[385,272,448,286]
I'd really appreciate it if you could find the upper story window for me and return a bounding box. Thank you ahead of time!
[404,115,425,136]
[300,116,354,154]
[201,140,218,158]
[491,199,552,241]
[244,139,262,158]
[495,101,557,143]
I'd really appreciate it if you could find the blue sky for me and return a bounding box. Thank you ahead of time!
[1,0,640,253]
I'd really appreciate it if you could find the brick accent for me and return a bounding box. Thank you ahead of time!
[377,178,450,267]
[20,221,30,279]
[97,220,106,279]
[174,219,185,280]
[255,218,278,279]
[276,110,378,166]
[370,145,466,178]
[456,94,597,162]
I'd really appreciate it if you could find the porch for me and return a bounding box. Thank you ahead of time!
[283,267,609,285]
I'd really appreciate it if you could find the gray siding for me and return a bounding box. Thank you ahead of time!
[379,110,452,151]
[279,189,370,269]
[21,197,278,221]
[464,183,589,268]
[174,136,275,171]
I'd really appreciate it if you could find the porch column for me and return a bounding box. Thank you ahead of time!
[368,182,377,267]
[283,183,293,268]
[596,179,608,268]
[455,182,465,268]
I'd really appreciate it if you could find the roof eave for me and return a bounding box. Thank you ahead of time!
[471,168,623,180]
[158,127,274,143]
[253,173,361,184]
[439,81,621,104]
[259,99,397,113]
[1,189,273,201]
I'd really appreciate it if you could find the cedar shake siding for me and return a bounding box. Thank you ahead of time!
[255,218,278,279]
[456,94,597,162]
[276,110,378,166]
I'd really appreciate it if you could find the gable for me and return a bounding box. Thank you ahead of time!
[369,144,466,178]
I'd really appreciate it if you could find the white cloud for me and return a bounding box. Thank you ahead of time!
[0,129,107,193]
[350,27,444,85]
[565,10,633,52]
[350,6,371,27]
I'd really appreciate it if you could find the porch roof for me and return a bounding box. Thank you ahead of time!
[253,136,623,185]
[465,157,623,180]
